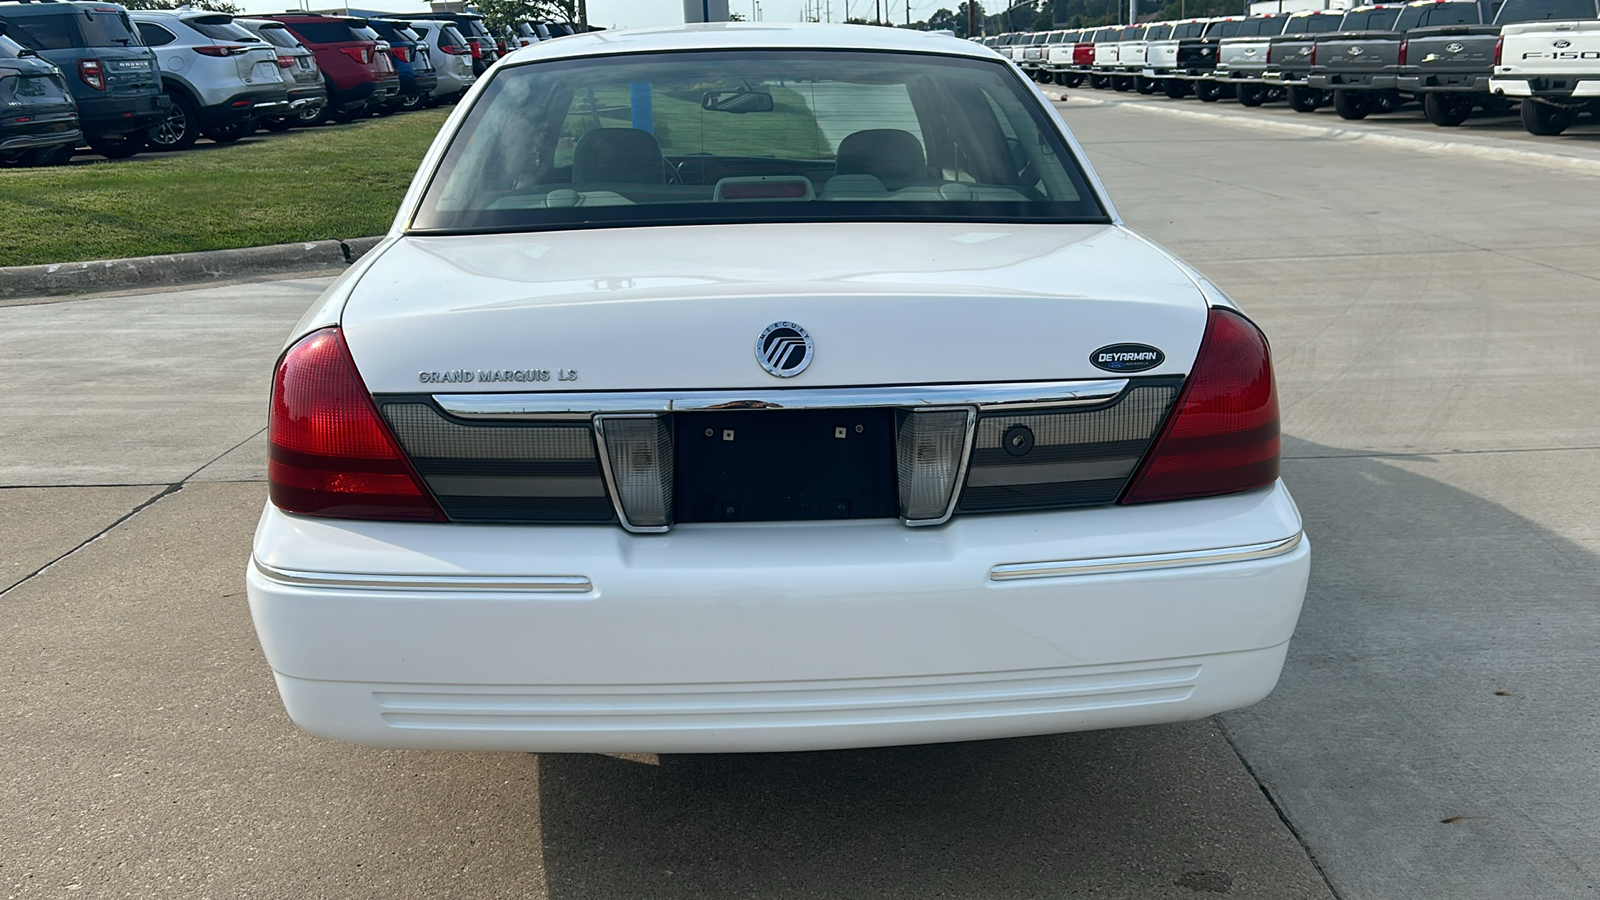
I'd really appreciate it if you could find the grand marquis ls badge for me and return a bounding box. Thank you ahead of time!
[756,321,814,377]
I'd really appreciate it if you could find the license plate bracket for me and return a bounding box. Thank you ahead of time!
[674,409,897,523]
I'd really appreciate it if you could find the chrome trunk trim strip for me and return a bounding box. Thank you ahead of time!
[253,559,593,593]
[432,379,1131,419]
[989,532,1304,582]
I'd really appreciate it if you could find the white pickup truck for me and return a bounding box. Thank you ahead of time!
[1491,14,1600,133]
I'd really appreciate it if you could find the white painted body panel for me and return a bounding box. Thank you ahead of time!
[1119,39,1152,69]
[340,224,1209,394]
[1493,20,1600,81]
[1095,40,1122,67]
[248,482,1308,753]
[1147,39,1181,70]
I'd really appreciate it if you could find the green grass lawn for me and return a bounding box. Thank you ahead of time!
[0,109,449,268]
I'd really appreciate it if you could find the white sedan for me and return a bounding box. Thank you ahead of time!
[247,23,1308,754]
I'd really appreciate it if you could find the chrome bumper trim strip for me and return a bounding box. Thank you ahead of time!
[253,559,593,593]
[989,532,1304,582]
[432,379,1130,419]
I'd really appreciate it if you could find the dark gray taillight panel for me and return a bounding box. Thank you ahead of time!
[380,402,615,523]
[958,381,1180,513]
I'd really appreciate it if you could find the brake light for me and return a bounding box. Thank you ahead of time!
[467,39,483,58]
[78,58,104,90]
[1493,34,1503,65]
[1266,43,1273,63]
[1309,42,1317,65]
[439,42,468,55]
[390,44,411,63]
[276,54,296,67]
[1120,308,1280,504]
[268,328,445,522]
[194,45,249,57]
[339,45,374,65]
[1398,38,1408,65]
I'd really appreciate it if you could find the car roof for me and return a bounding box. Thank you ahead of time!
[500,22,997,65]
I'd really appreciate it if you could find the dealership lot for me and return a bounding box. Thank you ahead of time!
[3,99,1598,899]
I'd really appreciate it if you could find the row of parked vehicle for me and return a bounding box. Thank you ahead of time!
[983,0,1600,136]
[0,0,598,167]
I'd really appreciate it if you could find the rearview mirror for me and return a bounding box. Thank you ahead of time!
[701,90,775,114]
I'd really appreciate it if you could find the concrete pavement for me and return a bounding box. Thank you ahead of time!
[3,95,1599,898]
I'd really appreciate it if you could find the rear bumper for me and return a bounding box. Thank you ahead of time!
[75,92,169,136]
[1307,73,1397,91]
[328,78,400,111]
[199,88,291,127]
[398,71,439,97]
[247,482,1310,753]
[1397,72,1489,93]
[286,84,328,112]
[0,112,80,152]
[1490,77,1600,100]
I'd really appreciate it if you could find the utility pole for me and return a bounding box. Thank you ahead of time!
[965,0,973,36]
[1129,0,1136,23]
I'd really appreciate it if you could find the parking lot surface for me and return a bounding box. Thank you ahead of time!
[3,98,1598,898]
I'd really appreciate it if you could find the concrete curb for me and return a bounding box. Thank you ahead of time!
[0,236,385,300]
[1050,92,1600,178]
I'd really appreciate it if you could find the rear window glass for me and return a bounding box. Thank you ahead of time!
[254,24,301,48]
[351,26,382,41]
[1145,24,1173,39]
[413,49,1106,234]
[136,22,175,46]
[1205,20,1245,38]
[1338,8,1403,29]
[1171,22,1209,38]
[1496,0,1597,20]
[1234,17,1288,36]
[5,10,139,49]
[1282,14,1343,34]
[1398,3,1481,28]
[286,21,361,43]
[188,19,259,43]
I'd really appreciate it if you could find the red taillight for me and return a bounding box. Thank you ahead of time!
[1493,35,1503,65]
[1309,42,1317,66]
[1120,308,1280,504]
[339,45,373,65]
[440,42,468,55]
[1397,38,1408,66]
[268,328,444,522]
[276,54,296,67]
[194,45,249,57]
[390,44,411,63]
[78,58,104,90]
[496,39,508,54]
[1266,43,1273,63]
[467,39,483,58]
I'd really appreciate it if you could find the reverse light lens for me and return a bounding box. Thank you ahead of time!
[596,415,674,531]
[269,328,444,521]
[896,408,972,523]
[1121,308,1280,504]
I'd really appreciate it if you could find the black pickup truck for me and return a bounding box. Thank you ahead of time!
[1308,0,1488,119]
[1400,0,1598,125]
[1261,10,1366,111]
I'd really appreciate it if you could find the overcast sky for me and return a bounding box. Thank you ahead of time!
[234,0,951,30]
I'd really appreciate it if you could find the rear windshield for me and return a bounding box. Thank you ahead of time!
[1496,0,1598,20]
[1145,24,1173,39]
[412,50,1106,234]
[286,21,363,43]
[351,25,382,42]
[1338,8,1404,29]
[1171,22,1209,38]
[1231,17,1287,35]
[1205,20,1246,38]
[188,18,259,43]
[1394,2,1480,28]
[1282,14,1344,34]
[4,9,139,49]
[254,24,302,48]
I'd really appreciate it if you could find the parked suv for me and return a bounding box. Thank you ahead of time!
[0,0,167,159]
[131,10,287,151]
[235,18,327,130]
[262,14,397,122]
[367,18,436,112]
[0,25,79,166]
[404,18,473,106]
[404,12,498,75]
